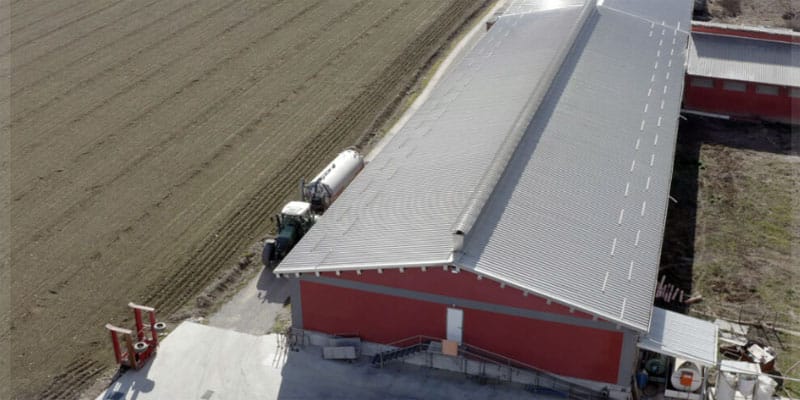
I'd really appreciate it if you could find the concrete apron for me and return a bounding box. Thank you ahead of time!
[302,329,631,399]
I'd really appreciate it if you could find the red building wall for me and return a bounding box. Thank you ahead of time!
[691,24,799,44]
[332,268,597,320]
[683,75,798,124]
[463,308,623,384]
[300,268,625,384]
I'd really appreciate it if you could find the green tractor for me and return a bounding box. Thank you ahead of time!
[262,201,316,268]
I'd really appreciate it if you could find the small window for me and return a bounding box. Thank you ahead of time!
[690,77,714,88]
[756,84,779,96]
[723,80,747,92]
[790,87,800,98]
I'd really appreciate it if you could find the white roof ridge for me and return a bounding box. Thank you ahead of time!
[450,1,597,246]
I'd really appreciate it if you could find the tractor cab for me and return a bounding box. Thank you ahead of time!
[263,201,316,268]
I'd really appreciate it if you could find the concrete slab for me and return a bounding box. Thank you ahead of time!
[96,322,558,400]
[96,322,283,400]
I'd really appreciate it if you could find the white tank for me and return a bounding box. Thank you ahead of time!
[303,149,363,212]
[754,375,777,400]
[738,373,758,397]
[670,359,703,392]
[716,371,736,400]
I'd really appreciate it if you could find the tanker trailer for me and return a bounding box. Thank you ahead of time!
[262,149,364,268]
[302,149,364,213]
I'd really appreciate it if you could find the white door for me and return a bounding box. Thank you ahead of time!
[446,308,463,343]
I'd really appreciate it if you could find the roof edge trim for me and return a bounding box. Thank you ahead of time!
[273,256,453,275]
[638,307,719,366]
[456,263,649,333]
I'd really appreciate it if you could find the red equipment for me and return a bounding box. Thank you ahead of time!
[105,303,166,369]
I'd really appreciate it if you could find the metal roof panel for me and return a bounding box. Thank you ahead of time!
[457,2,692,332]
[276,4,586,273]
[688,32,800,87]
[277,0,693,333]
[639,307,719,366]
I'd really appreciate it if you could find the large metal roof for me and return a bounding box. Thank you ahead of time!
[458,0,692,332]
[276,2,587,272]
[638,308,718,366]
[276,0,693,332]
[688,32,800,87]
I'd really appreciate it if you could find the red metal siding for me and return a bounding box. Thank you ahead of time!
[301,280,446,342]
[691,24,799,44]
[683,76,798,123]
[328,268,596,320]
[463,308,622,384]
[300,280,623,383]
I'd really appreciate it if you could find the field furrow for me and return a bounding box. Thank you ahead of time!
[7,0,491,397]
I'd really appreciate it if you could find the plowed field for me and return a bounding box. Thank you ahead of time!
[1,0,490,397]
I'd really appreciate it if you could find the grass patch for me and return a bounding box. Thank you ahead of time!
[683,118,799,393]
[271,304,292,335]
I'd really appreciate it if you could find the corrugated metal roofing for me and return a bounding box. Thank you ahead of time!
[638,307,719,366]
[276,3,586,272]
[456,2,691,333]
[276,0,693,333]
[504,0,584,15]
[688,32,800,87]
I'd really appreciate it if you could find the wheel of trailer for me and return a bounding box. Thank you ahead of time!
[133,341,149,353]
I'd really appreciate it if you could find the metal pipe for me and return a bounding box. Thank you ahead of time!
[109,330,121,364]
[133,308,144,342]
[148,310,159,347]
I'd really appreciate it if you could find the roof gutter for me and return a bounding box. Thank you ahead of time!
[451,0,597,252]
[273,256,454,277]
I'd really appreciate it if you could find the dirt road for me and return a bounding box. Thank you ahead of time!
[2,0,490,397]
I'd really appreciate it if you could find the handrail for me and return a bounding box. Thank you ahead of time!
[460,342,552,377]
[378,334,608,398]
[457,347,605,399]
[385,334,440,347]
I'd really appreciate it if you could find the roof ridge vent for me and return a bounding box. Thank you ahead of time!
[450,0,597,252]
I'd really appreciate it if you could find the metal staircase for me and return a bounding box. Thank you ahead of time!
[371,341,430,367]
[372,335,610,400]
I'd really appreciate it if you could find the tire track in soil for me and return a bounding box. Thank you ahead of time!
[16,2,390,393]
[93,0,392,265]
[16,0,373,296]
[124,0,414,256]
[8,0,257,130]
[0,0,82,30]
[141,0,419,311]
[145,0,486,316]
[10,0,329,255]
[38,358,104,400]
[2,0,128,56]
[22,1,487,397]
[11,0,295,170]
[11,0,289,153]
[10,0,165,72]
[19,0,392,309]
[8,0,203,98]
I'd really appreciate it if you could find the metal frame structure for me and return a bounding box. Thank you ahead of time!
[105,303,165,370]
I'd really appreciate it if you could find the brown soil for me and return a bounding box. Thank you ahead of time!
[706,0,800,30]
[660,116,799,392]
[2,0,492,398]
